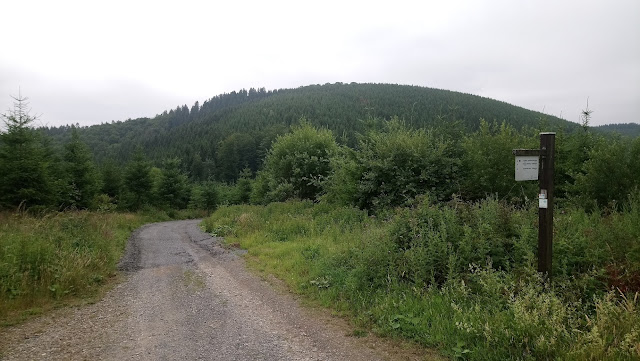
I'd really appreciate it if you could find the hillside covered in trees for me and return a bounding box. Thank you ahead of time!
[594,122,640,138]
[2,82,637,214]
[2,83,640,360]
[42,83,581,183]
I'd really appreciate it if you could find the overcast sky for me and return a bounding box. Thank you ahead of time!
[1,0,638,128]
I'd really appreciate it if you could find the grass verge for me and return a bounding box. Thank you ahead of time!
[0,208,206,326]
[202,197,640,360]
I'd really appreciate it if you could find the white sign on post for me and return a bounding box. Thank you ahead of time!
[539,190,548,208]
[515,156,539,181]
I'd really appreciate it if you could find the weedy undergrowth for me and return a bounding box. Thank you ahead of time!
[0,211,155,325]
[202,197,640,360]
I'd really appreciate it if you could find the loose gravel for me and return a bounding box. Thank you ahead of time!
[1,220,440,361]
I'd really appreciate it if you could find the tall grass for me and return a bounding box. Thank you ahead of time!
[202,196,640,360]
[0,211,158,325]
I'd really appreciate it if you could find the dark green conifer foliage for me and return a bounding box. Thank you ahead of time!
[63,128,100,209]
[189,152,206,181]
[0,94,51,209]
[157,157,190,209]
[555,105,597,200]
[101,158,123,200]
[200,181,220,211]
[42,83,577,182]
[216,133,257,182]
[41,134,67,208]
[236,168,252,204]
[123,148,153,210]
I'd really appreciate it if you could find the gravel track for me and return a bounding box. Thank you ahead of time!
[0,220,438,361]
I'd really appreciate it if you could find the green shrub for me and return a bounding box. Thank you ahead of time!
[259,119,338,202]
[201,197,640,360]
[572,137,640,210]
[461,120,537,201]
[324,117,461,210]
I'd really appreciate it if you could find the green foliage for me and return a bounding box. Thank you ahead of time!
[594,123,640,138]
[553,190,640,291]
[42,83,577,183]
[1,85,635,358]
[325,117,461,210]
[566,290,640,360]
[235,168,252,204]
[122,148,153,210]
[249,171,271,205]
[202,198,640,360]
[0,211,154,324]
[93,193,117,212]
[157,157,190,209]
[100,159,123,201]
[61,128,100,209]
[555,126,597,201]
[0,95,53,209]
[211,180,255,206]
[5,87,638,216]
[259,119,338,202]
[387,196,534,287]
[461,120,537,201]
[189,181,220,211]
[216,133,257,182]
[571,137,640,210]
[21,84,634,215]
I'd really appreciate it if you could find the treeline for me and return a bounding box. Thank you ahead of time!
[2,92,638,213]
[594,122,640,138]
[0,96,218,212]
[41,83,579,185]
[249,117,639,213]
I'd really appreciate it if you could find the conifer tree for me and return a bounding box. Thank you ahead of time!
[236,167,252,204]
[101,158,123,200]
[200,181,219,211]
[123,147,152,210]
[63,127,100,209]
[0,94,51,209]
[157,157,189,209]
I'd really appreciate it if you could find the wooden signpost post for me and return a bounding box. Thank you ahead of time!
[513,132,556,279]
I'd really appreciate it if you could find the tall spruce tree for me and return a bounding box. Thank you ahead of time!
[123,147,152,210]
[200,181,219,211]
[0,94,51,209]
[63,127,100,209]
[157,157,189,209]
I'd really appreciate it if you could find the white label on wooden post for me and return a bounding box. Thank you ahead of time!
[515,156,539,181]
[539,189,548,208]
[539,198,548,208]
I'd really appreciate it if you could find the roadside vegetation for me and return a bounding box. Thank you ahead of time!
[0,208,206,326]
[1,211,138,324]
[0,94,210,325]
[2,86,639,358]
[203,196,639,360]
[202,109,639,360]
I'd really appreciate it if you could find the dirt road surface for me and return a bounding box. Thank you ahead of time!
[1,220,438,361]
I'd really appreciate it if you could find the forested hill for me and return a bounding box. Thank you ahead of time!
[594,123,640,138]
[43,83,579,182]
